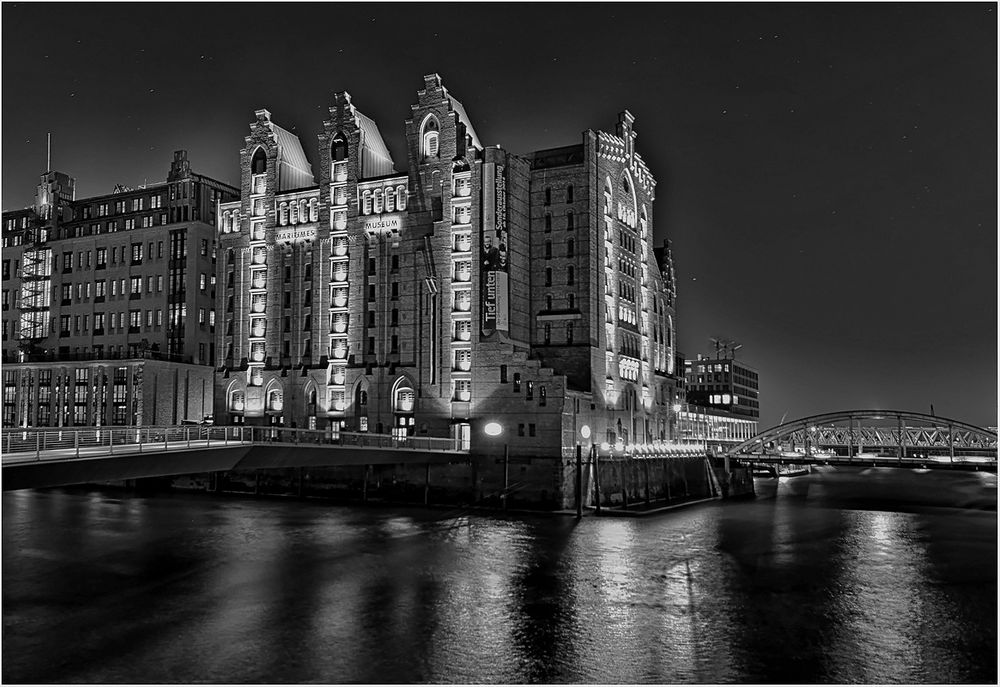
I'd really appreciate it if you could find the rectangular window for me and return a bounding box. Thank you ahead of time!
[513,373,521,393]
[131,243,142,263]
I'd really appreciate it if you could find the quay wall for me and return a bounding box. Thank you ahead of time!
[163,454,754,511]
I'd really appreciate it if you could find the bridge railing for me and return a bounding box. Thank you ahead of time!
[2,425,463,462]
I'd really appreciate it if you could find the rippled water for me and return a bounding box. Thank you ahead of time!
[3,467,996,683]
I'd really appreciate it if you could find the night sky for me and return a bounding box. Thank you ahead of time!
[2,3,996,428]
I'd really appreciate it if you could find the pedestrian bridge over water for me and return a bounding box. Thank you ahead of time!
[1,426,469,491]
[724,410,997,471]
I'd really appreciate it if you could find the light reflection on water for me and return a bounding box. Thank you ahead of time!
[3,467,996,684]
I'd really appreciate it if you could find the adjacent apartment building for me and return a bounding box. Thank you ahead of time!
[214,74,684,460]
[1,152,239,427]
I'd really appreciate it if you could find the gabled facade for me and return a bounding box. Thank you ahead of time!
[214,75,685,470]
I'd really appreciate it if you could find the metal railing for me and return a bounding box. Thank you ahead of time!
[1,425,466,463]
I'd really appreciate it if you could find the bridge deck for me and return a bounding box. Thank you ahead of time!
[2,426,470,490]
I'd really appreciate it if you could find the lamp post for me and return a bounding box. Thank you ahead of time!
[577,425,591,518]
[484,421,507,510]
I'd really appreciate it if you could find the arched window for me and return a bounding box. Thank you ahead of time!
[362,190,372,215]
[544,187,551,206]
[567,266,575,285]
[545,268,552,286]
[309,198,319,222]
[566,211,574,230]
[396,186,407,210]
[567,239,574,257]
[373,190,383,214]
[394,383,414,412]
[251,148,267,175]
[267,389,283,411]
[331,134,348,162]
[544,214,552,232]
[544,241,552,259]
[299,199,308,223]
[229,389,245,412]
[421,116,439,159]
[279,203,288,226]
[566,185,574,203]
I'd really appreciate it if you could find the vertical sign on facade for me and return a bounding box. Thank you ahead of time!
[481,163,509,336]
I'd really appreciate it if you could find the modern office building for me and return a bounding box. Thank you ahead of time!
[1,152,239,427]
[215,74,684,459]
[680,353,760,448]
[683,353,760,419]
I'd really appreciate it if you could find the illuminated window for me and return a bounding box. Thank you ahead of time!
[452,379,471,402]
[422,117,439,159]
[395,384,415,412]
[396,186,407,210]
[267,389,283,411]
[230,390,245,412]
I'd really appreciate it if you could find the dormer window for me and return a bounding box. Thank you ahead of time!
[422,116,440,159]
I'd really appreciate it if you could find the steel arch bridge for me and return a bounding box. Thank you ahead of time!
[724,410,997,469]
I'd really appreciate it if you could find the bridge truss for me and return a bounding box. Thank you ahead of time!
[725,410,997,462]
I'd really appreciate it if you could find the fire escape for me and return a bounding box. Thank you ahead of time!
[16,213,53,361]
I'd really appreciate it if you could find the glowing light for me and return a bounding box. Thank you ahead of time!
[581,425,591,440]
[600,442,611,452]
[484,422,503,437]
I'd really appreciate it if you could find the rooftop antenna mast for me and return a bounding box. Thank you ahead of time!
[46,133,51,172]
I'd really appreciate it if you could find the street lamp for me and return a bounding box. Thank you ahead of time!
[484,422,508,510]
[576,425,592,518]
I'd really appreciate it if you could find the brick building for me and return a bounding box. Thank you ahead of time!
[1,152,239,427]
[214,74,684,462]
